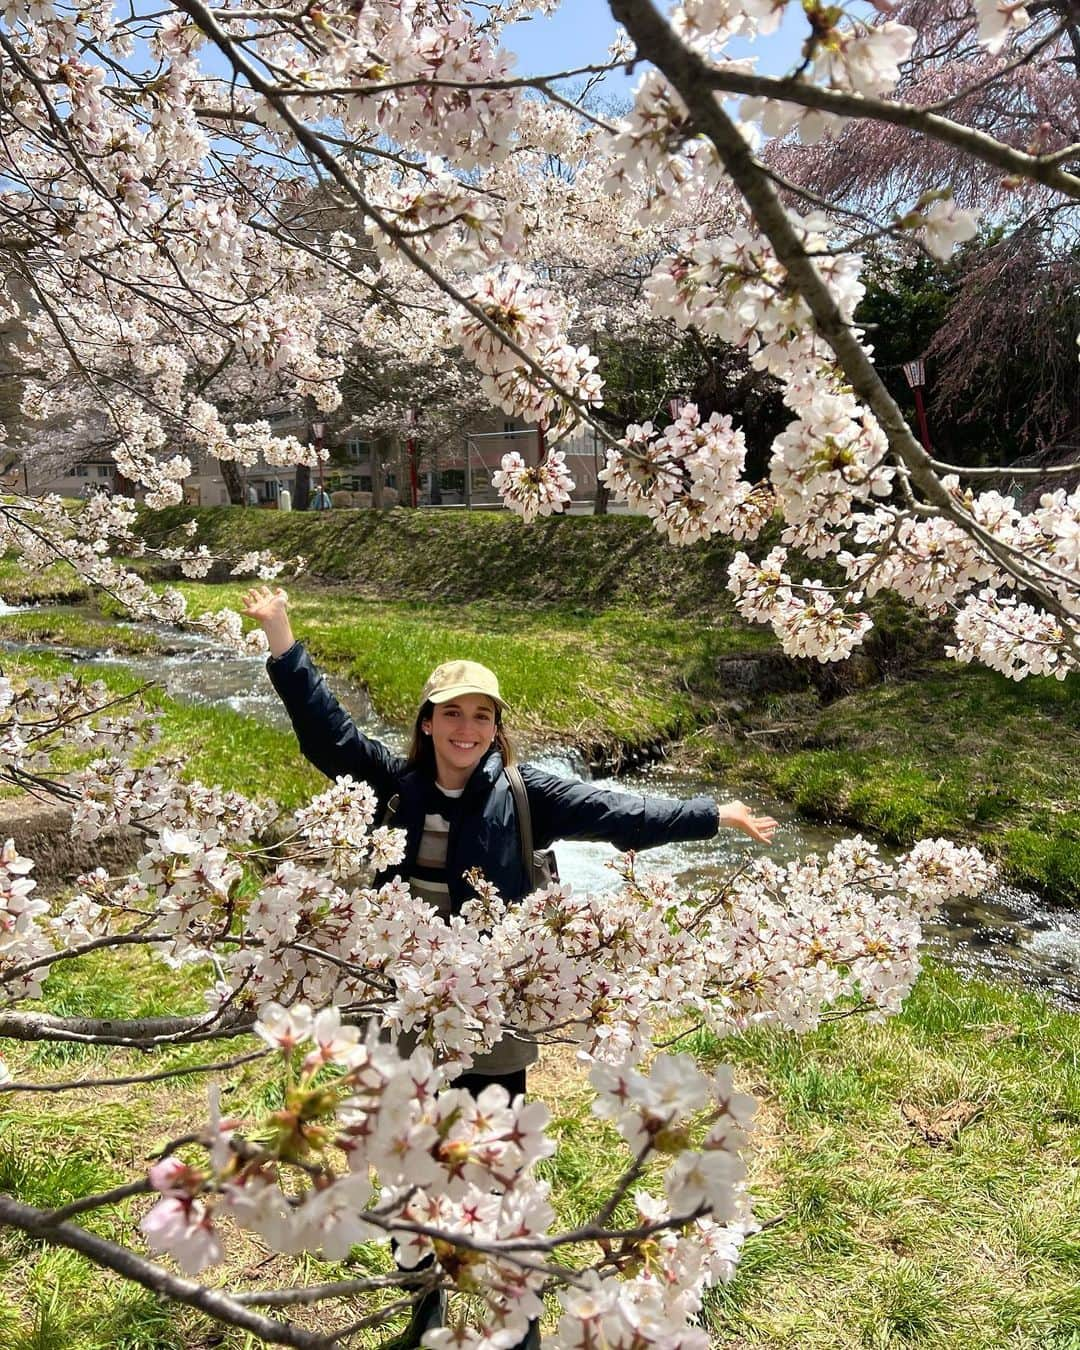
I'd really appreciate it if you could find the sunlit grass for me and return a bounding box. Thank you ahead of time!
[4,954,1078,1347]
[697,661,1080,900]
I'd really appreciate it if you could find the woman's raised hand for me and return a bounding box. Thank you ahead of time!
[240,585,295,658]
[240,584,287,622]
[718,800,779,846]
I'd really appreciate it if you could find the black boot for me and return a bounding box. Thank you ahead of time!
[381,1289,447,1350]
[510,1319,541,1350]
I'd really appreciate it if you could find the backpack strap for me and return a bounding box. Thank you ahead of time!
[503,764,535,887]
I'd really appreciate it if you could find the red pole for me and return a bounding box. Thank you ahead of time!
[912,386,932,453]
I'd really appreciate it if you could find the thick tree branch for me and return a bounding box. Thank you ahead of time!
[609,0,1080,650]
[0,1007,254,1046]
[697,63,1080,200]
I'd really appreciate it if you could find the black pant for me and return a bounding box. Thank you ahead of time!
[395,1068,537,1349]
[456,1066,528,1100]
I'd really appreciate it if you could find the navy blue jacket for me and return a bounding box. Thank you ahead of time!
[267,642,719,909]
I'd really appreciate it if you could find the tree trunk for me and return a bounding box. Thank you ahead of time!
[593,479,610,515]
[372,434,386,509]
[294,462,311,512]
[218,458,245,505]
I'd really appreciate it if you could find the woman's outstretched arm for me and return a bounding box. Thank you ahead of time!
[241,586,404,806]
[522,767,778,852]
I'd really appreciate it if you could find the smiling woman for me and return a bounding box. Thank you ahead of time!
[411,659,513,790]
[239,581,777,1347]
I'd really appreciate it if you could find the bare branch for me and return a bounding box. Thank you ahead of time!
[0,1048,270,1096]
[0,1193,333,1348]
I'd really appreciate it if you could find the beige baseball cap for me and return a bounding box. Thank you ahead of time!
[420,660,508,711]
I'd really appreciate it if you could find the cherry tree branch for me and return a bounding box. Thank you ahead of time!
[0,1194,331,1348]
[0,1007,255,1046]
[234,1270,436,1307]
[609,0,1080,653]
[929,457,1080,478]
[696,63,1080,200]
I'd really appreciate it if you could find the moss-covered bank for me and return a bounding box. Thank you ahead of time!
[134,504,752,612]
[693,663,1080,900]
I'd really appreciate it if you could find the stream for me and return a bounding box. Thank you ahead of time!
[8,614,1080,1010]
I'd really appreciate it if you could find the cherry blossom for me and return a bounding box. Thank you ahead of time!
[0,0,1075,1337]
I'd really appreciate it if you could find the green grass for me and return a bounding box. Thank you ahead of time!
[697,963,1080,1347]
[4,948,1078,1348]
[3,584,1076,896]
[696,663,1080,901]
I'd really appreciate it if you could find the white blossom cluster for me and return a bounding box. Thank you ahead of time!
[0,838,49,1000]
[456,266,603,434]
[492,449,576,522]
[138,1016,754,1348]
[292,775,406,880]
[0,495,298,647]
[10,755,994,1061]
[112,813,987,1341]
[4,0,1069,679]
[600,404,774,545]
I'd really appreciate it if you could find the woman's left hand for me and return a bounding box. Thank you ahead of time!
[718,800,779,845]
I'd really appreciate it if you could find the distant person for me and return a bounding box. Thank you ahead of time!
[312,487,332,511]
[240,584,778,1350]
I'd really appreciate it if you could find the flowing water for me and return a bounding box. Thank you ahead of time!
[6,613,1079,1009]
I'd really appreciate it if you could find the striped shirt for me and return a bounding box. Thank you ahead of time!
[408,779,537,1076]
[408,783,464,919]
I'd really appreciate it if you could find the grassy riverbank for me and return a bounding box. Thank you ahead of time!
[0,589,773,764]
[1,955,1077,1349]
[0,507,1076,896]
[132,505,750,612]
[694,663,1080,901]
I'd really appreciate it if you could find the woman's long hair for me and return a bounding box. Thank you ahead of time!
[405,699,516,772]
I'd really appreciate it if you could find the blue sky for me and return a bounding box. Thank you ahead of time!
[507,3,811,83]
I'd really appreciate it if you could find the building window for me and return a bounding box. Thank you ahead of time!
[73,465,89,478]
[96,465,112,479]
[440,469,465,494]
[384,472,397,489]
[502,420,516,434]
[346,438,371,463]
